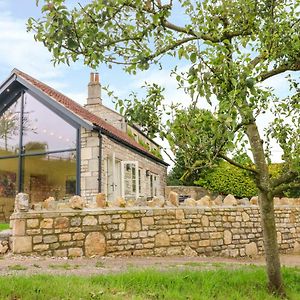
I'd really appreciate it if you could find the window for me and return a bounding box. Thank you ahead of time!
[0,98,21,156]
[0,92,78,206]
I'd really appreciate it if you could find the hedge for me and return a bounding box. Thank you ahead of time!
[195,161,258,198]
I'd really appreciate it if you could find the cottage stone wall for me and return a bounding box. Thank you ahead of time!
[80,128,100,201]
[81,128,167,202]
[10,206,300,258]
[101,135,167,199]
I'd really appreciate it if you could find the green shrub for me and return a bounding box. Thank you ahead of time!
[195,161,258,198]
[195,161,300,198]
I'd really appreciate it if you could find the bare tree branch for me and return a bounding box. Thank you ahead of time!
[271,170,298,187]
[272,181,300,195]
[219,153,258,174]
[258,61,300,82]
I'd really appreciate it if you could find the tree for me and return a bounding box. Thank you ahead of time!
[106,83,165,139]
[28,0,300,295]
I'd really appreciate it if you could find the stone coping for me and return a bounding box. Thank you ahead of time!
[10,205,299,220]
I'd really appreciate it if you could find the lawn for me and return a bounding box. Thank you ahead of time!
[0,266,299,299]
[0,223,9,231]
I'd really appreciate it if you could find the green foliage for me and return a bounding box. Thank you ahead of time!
[0,267,299,299]
[29,0,300,195]
[195,161,258,198]
[0,223,9,231]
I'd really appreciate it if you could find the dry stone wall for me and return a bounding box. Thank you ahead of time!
[10,206,300,258]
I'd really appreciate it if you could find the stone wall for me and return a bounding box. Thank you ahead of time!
[80,128,167,202]
[10,206,300,258]
[101,135,167,199]
[81,128,100,201]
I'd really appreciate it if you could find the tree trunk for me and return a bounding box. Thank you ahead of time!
[259,191,285,296]
[245,122,285,296]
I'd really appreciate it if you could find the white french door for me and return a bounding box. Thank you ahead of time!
[121,161,139,200]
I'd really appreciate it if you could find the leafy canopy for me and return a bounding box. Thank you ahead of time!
[28,0,300,195]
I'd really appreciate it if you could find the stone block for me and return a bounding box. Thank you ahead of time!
[196,195,211,206]
[73,233,85,240]
[54,249,68,257]
[96,193,107,208]
[33,236,43,244]
[54,217,69,229]
[27,219,39,229]
[15,193,29,212]
[168,191,179,207]
[223,194,238,206]
[13,219,26,236]
[183,246,198,257]
[155,232,170,247]
[166,247,182,256]
[43,235,58,244]
[83,216,98,226]
[184,198,197,206]
[142,217,154,226]
[85,232,106,257]
[69,195,86,210]
[126,219,141,231]
[175,209,185,219]
[70,217,81,227]
[250,196,258,205]
[199,240,210,247]
[68,248,83,257]
[224,230,232,245]
[33,244,49,251]
[293,241,300,254]
[245,242,258,257]
[242,212,250,222]
[41,218,53,229]
[201,215,209,227]
[59,234,72,242]
[12,236,32,253]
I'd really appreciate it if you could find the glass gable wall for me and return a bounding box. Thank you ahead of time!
[0,91,78,219]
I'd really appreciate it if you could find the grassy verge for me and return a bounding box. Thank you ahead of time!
[0,223,9,231]
[0,266,299,299]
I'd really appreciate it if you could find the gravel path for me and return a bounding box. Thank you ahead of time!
[0,254,299,277]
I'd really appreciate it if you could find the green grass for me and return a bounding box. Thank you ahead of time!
[0,223,9,231]
[0,266,299,299]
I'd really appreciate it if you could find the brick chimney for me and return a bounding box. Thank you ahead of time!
[86,72,101,105]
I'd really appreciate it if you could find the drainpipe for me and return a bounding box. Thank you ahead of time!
[98,131,103,193]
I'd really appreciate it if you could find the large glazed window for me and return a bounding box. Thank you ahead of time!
[0,91,79,210]
[23,151,76,202]
[0,98,21,157]
[23,94,76,153]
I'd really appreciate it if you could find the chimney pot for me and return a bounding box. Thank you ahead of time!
[95,73,99,83]
[90,72,94,83]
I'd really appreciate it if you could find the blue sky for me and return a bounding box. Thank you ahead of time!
[0,0,293,163]
[0,0,190,110]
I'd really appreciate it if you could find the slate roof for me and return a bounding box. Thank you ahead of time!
[11,69,167,166]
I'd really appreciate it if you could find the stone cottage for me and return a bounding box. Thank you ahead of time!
[0,69,168,219]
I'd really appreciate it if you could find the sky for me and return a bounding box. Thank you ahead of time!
[0,0,293,165]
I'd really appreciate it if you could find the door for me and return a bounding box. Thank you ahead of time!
[107,153,121,201]
[121,161,139,200]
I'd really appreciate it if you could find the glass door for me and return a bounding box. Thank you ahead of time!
[121,161,139,200]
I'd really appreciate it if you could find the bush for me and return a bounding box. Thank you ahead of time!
[195,161,258,198]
